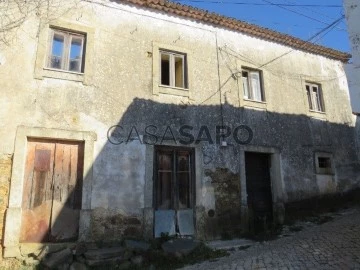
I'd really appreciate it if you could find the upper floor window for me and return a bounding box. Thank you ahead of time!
[160,50,187,89]
[48,29,85,73]
[306,82,325,112]
[242,68,265,102]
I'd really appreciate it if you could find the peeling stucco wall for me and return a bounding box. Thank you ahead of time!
[0,0,359,249]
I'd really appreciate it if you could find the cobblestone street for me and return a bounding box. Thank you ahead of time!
[182,207,360,270]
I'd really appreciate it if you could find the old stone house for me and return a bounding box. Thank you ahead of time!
[1,0,359,258]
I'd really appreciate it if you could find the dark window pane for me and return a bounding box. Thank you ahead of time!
[158,152,172,170]
[177,172,190,209]
[177,152,190,171]
[157,172,172,209]
[318,157,331,168]
[161,53,170,86]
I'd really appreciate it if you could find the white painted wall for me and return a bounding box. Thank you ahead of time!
[344,0,360,113]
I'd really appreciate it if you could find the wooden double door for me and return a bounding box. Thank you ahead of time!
[20,139,84,243]
[154,147,195,237]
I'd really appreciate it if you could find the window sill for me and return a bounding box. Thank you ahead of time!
[158,85,190,97]
[242,99,267,110]
[315,172,335,176]
[309,109,325,114]
[40,68,84,82]
[308,110,327,120]
[44,67,84,75]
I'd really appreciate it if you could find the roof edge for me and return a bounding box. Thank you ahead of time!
[113,0,351,62]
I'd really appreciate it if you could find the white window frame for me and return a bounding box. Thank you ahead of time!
[306,82,325,112]
[160,50,187,89]
[47,28,85,73]
[242,68,264,102]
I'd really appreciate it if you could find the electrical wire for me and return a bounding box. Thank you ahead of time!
[220,45,347,83]
[261,0,342,27]
[259,15,344,68]
[278,0,347,32]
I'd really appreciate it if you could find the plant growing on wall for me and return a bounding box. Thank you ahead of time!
[0,0,80,45]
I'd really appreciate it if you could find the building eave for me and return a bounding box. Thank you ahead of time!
[113,0,351,63]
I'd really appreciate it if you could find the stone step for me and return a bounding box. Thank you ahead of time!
[42,248,73,268]
[84,247,125,260]
[124,240,150,252]
[162,239,200,255]
[86,256,124,267]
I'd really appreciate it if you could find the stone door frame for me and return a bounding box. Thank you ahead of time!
[239,146,285,232]
[3,126,96,258]
[143,143,203,239]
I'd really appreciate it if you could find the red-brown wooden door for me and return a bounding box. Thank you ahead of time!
[20,139,84,243]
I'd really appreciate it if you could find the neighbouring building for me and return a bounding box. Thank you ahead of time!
[344,0,360,114]
[1,0,360,258]
[344,0,360,157]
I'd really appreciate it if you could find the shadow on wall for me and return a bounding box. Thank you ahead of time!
[18,98,360,253]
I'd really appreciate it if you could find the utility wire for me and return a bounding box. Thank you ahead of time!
[259,15,344,68]
[261,0,342,27]
[175,0,346,32]
[281,0,338,21]
[279,0,346,31]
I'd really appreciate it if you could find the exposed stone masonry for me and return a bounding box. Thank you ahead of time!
[0,154,12,256]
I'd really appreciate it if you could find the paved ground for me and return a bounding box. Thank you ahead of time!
[182,207,360,270]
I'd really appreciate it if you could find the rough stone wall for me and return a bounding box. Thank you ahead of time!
[204,168,241,239]
[90,208,142,241]
[0,154,12,252]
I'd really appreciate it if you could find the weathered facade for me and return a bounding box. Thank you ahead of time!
[1,0,359,257]
[344,0,360,115]
[344,0,360,161]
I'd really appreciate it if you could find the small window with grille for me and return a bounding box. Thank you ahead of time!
[315,153,333,175]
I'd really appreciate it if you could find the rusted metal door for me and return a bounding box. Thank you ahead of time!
[245,152,273,233]
[20,139,84,243]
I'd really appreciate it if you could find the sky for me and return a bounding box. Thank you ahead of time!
[173,0,350,53]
